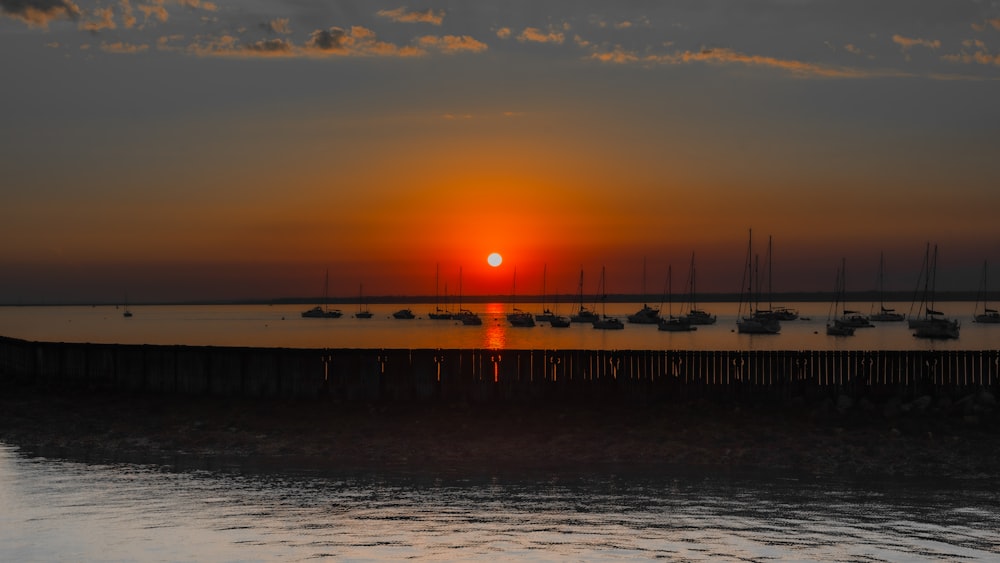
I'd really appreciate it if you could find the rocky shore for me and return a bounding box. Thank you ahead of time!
[2,389,998,480]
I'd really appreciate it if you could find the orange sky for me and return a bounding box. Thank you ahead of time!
[2,2,1000,302]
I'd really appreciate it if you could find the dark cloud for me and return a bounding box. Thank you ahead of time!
[0,0,81,27]
[306,27,347,51]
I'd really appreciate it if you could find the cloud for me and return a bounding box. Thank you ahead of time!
[892,34,941,51]
[416,34,487,54]
[79,5,115,32]
[138,1,167,23]
[587,45,908,79]
[496,27,511,39]
[941,39,1000,66]
[100,40,148,53]
[120,0,135,28]
[377,7,443,26]
[177,0,215,11]
[260,17,290,35]
[518,26,565,44]
[303,26,425,57]
[0,0,81,28]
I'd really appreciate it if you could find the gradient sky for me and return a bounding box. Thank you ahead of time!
[3,0,999,303]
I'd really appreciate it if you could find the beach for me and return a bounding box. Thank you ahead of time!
[2,389,998,481]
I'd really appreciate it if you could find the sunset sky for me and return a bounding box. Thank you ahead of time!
[3,1,999,303]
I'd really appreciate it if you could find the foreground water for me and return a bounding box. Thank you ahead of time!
[1,444,998,561]
[1,301,996,351]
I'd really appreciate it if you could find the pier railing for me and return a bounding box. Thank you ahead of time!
[1,336,997,401]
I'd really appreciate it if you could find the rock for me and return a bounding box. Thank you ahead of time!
[883,397,903,419]
[836,394,854,413]
[977,389,996,406]
[909,395,932,412]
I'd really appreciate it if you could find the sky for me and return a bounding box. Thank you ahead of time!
[2,0,1000,303]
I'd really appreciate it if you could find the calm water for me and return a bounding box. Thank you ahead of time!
[1,444,998,561]
[1,302,997,351]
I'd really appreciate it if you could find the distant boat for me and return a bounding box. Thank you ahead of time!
[454,266,481,325]
[392,308,415,319]
[680,252,716,325]
[831,258,872,329]
[302,269,342,318]
[570,269,600,323]
[909,243,959,339]
[869,252,905,322]
[658,264,696,332]
[826,259,855,337]
[973,260,1000,324]
[753,235,798,322]
[736,230,780,335]
[429,263,453,320]
[507,267,535,327]
[536,264,560,323]
[593,266,624,330]
[355,284,373,319]
[122,293,133,318]
[627,257,661,324]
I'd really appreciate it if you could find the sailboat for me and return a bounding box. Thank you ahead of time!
[658,264,696,332]
[569,269,600,323]
[507,267,535,327]
[302,269,343,318]
[826,259,856,336]
[122,292,133,318]
[737,230,780,334]
[534,264,569,326]
[593,266,624,330]
[909,243,960,339]
[429,263,453,320]
[355,283,373,319]
[759,235,798,321]
[832,259,872,329]
[680,252,716,325]
[627,257,661,324]
[973,261,1000,323]
[454,265,482,325]
[869,252,905,322]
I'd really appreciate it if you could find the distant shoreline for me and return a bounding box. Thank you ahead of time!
[0,290,985,308]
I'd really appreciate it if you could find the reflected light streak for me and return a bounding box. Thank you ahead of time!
[483,302,507,351]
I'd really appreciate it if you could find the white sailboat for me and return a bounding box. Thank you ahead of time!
[737,230,780,334]
[973,261,1000,323]
[909,243,960,339]
[355,284,373,319]
[628,257,661,324]
[681,252,716,325]
[593,266,624,330]
[507,267,535,327]
[658,264,696,332]
[869,252,905,322]
[826,259,855,336]
[570,269,599,323]
[302,269,342,318]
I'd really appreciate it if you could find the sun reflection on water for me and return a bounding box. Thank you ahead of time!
[483,302,507,350]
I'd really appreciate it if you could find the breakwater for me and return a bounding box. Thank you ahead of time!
[1,336,997,401]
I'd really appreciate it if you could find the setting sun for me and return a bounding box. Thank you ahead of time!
[487,253,503,267]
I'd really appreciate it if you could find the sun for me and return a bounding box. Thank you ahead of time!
[487,252,503,267]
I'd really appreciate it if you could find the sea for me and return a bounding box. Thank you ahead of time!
[0,301,997,351]
[3,301,1000,561]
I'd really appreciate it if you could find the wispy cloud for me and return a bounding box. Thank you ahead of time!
[0,0,81,28]
[589,45,906,79]
[100,40,148,53]
[892,34,941,51]
[517,25,567,45]
[416,35,487,54]
[942,39,1000,66]
[377,7,444,26]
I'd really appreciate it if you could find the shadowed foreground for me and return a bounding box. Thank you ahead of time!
[1,390,998,480]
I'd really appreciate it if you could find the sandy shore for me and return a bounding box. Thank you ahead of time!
[2,390,998,480]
